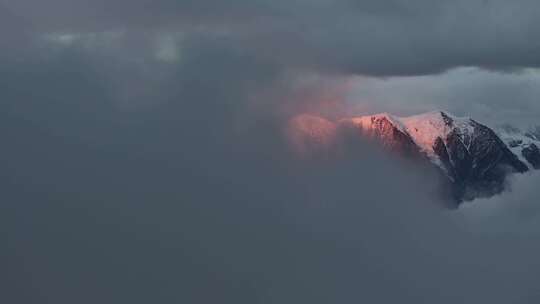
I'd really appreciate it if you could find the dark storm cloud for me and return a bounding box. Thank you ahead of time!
[4,0,540,75]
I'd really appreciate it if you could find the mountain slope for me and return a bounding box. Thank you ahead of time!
[289,111,537,204]
[497,125,540,170]
[340,113,424,159]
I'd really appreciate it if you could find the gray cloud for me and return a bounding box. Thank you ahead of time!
[2,41,540,303]
[3,1,540,303]
[3,0,540,75]
[344,68,540,127]
[458,171,540,235]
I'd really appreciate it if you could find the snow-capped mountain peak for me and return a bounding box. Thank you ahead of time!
[344,112,407,134]
[288,110,538,204]
[345,111,476,162]
[400,111,475,159]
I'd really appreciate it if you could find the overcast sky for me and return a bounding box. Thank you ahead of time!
[2,1,540,303]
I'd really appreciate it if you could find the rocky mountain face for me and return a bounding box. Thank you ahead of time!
[288,111,540,205]
[497,124,540,170]
[339,114,425,159]
[522,144,540,169]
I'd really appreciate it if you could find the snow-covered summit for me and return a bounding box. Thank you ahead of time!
[347,111,476,163]
[400,111,475,158]
[344,112,407,134]
[288,110,537,204]
[342,110,532,202]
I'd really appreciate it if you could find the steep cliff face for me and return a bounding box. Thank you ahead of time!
[288,111,537,204]
[439,119,528,201]
[340,114,424,159]
[347,111,530,202]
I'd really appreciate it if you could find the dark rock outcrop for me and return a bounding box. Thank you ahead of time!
[522,143,540,169]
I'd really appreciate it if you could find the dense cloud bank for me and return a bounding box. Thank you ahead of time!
[4,0,540,75]
[1,41,540,303]
[459,171,540,234]
[2,0,540,302]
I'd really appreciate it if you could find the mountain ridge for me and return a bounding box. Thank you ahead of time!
[288,110,540,205]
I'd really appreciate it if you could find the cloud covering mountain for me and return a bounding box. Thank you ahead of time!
[3,0,540,303]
